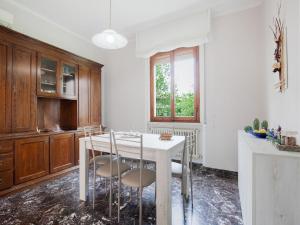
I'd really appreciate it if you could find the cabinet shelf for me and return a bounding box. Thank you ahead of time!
[41,68,56,73]
[41,90,56,94]
[41,82,56,86]
[63,73,75,77]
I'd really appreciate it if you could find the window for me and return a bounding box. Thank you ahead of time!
[150,46,200,122]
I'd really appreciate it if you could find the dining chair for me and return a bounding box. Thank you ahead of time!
[170,131,197,207]
[111,131,156,225]
[84,127,129,213]
[95,131,131,220]
[148,126,197,206]
[84,125,111,166]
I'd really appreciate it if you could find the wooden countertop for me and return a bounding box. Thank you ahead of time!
[0,130,83,141]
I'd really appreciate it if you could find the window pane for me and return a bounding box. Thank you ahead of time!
[154,56,171,117]
[174,50,195,117]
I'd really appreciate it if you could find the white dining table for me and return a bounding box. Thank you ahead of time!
[79,133,187,225]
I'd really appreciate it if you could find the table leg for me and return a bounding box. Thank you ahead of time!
[156,152,172,225]
[182,146,190,199]
[79,138,89,201]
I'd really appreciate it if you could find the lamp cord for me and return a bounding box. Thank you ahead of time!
[109,0,112,29]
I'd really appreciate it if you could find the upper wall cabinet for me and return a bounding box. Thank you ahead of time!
[78,65,101,127]
[37,55,78,100]
[90,68,101,125]
[0,40,12,133]
[0,26,102,133]
[37,54,59,97]
[78,65,90,127]
[61,61,77,99]
[12,45,37,132]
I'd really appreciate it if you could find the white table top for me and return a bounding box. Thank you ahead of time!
[80,133,185,152]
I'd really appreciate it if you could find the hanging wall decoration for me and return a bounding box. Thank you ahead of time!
[270,2,288,93]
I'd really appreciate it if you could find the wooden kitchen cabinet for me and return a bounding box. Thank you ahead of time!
[90,68,101,125]
[0,140,13,190]
[50,133,74,173]
[0,171,13,190]
[78,65,101,127]
[0,26,103,194]
[15,137,49,184]
[78,65,90,127]
[11,45,37,132]
[0,40,12,133]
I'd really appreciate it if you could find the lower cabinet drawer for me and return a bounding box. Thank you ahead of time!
[0,141,13,154]
[0,170,13,191]
[0,153,13,171]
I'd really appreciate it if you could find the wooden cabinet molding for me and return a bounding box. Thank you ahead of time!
[15,136,49,184]
[0,26,103,69]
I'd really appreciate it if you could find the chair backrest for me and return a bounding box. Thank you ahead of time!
[184,132,197,163]
[111,131,144,183]
[83,125,103,137]
[83,126,113,167]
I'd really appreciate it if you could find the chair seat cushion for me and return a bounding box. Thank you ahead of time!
[96,160,130,177]
[90,155,114,165]
[171,162,183,175]
[122,168,156,188]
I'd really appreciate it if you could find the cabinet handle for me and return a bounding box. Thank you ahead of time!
[0,178,2,185]
[0,161,2,167]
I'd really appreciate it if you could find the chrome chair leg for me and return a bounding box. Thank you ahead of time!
[118,177,121,223]
[109,175,112,218]
[190,161,194,208]
[130,187,133,202]
[93,166,96,209]
[139,188,143,225]
[155,182,157,203]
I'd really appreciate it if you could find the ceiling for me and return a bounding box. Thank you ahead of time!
[11,0,262,41]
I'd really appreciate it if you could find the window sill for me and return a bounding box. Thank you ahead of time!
[147,121,204,130]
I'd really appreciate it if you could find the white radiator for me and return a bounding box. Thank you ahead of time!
[147,124,201,159]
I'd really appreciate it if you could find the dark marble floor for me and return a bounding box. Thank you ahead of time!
[0,165,243,225]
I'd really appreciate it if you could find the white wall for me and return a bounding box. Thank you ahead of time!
[103,6,266,172]
[0,0,105,63]
[262,0,299,137]
[103,41,148,131]
[203,6,266,171]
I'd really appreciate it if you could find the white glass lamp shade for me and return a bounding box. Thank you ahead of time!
[92,29,128,49]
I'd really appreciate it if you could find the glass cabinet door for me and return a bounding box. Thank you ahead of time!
[62,63,76,98]
[39,57,58,95]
